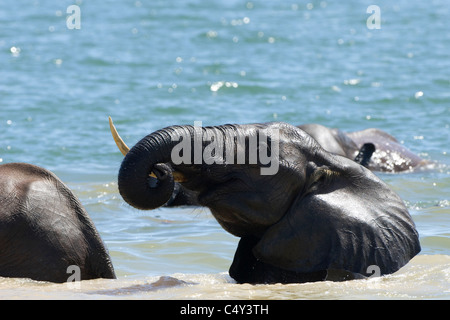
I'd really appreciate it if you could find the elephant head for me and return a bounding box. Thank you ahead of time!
[110,118,420,283]
[298,123,425,172]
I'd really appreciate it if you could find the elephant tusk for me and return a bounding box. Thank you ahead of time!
[109,116,130,156]
[109,116,187,183]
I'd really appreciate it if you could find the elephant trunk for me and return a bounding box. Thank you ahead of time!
[116,122,277,210]
[118,127,185,210]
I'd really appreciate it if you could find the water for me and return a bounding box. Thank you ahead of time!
[0,0,449,299]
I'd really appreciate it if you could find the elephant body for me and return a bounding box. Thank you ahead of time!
[298,124,425,172]
[114,121,421,284]
[0,163,116,283]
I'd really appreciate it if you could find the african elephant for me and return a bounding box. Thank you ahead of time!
[298,124,426,172]
[0,163,116,283]
[110,119,420,284]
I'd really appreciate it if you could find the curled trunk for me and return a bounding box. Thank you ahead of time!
[118,126,199,210]
[118,126,189,210]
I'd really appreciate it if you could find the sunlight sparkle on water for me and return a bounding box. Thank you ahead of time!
[10,46,21,57]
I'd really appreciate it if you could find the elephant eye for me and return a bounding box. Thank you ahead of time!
[305,167,336,195]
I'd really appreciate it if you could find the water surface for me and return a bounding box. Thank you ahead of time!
[0,0,449,299]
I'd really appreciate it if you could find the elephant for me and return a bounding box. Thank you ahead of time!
[109,118,421,284]
[110,121,424,208]
[298,124,426,172]
[0,162,116,283]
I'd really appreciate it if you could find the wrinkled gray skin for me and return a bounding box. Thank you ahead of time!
[0,163,116,283]
[298,124,425,172]
[117,122,420,284]
[167,123,425,207]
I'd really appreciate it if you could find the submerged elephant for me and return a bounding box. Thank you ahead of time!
[110,119,420,284]
[298,124,426,172]
[0,163,116,283]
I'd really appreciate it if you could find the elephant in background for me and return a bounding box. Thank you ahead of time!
[110,119,420,284]
[0,163,116,283]
[298,124,426,172]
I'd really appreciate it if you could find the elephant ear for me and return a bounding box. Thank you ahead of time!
[253,157,421,276]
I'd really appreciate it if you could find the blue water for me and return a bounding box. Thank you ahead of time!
[0,0,449,298]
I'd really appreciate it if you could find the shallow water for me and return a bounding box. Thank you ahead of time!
[1,255,448,300]
[1,0,449,299]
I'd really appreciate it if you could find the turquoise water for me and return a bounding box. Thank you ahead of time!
[1,0,449,299]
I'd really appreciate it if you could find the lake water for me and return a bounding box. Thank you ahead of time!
[0,0,449,299]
